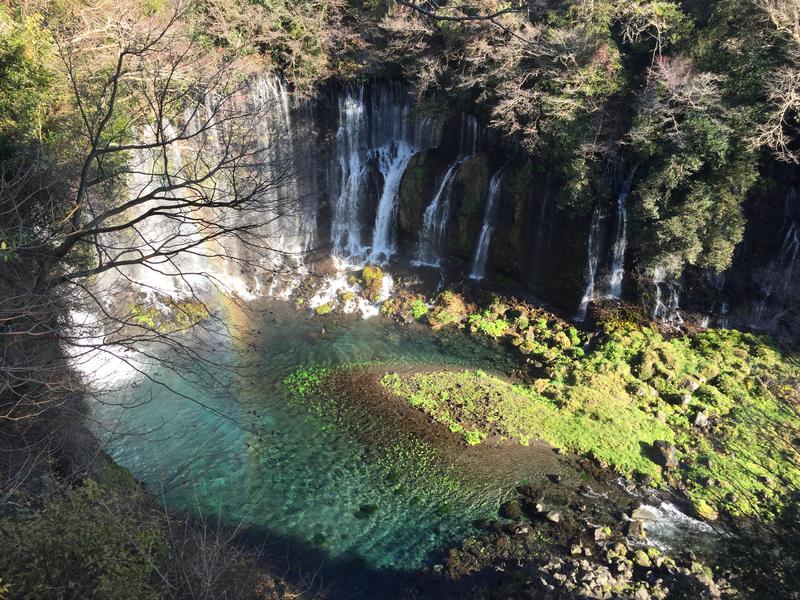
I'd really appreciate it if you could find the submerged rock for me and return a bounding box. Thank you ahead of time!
[500,500,523,521]
[354,503,378,519]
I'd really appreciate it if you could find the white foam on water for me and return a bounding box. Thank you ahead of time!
[308,259,394,319]
[635,502,717,552]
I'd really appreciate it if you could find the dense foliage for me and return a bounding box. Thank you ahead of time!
[2,0,800,597]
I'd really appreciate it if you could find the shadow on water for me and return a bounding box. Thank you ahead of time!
[237,518,543,599]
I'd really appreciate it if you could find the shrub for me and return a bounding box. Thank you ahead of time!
[0,479,166,600]
[411,299,429,320]
[463,429,487,445]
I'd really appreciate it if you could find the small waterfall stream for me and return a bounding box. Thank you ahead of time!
[331,88,369,259]
[415,115,481,266]
[415,161,463,266]
[607,165,638,299]
[652,266,683,325]
[469,166,507,280]
[576,206,604,321]
[370,141,415,262]
[751,188,799,327]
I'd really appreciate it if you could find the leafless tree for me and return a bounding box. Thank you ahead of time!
[751,0,800,163]
[0,0,304,498]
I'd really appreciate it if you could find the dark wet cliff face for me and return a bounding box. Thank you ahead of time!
[282,77,799,339]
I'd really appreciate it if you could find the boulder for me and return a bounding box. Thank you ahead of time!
[694,411,709,428]
[500,500,523,521]
[633,587,651,600]
[354,503,378,519]
[652,440,678,469]
[594,526,610,541]
[361,265,384,302]
[626,519,646,540]
[633,549,652,568]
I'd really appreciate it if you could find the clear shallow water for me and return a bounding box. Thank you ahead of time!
[94,301,555,580]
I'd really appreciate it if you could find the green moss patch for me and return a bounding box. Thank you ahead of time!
[379,302,800,521]
[129,297,208,333]
[381,369,672,479]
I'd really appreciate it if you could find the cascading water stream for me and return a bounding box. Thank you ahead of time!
[113,74,315,302]
[415,115,481,267]
[331,88,369,259]
[121,122,210,299]
[652,266,683,325]
[469,167,507,280]
[329,84,441,265]
[751,188,799,327]
[779,222,800,280]
[607,165,639,299]
[415,162,463,266]
[369,141,415,262]
[576,206,604,321]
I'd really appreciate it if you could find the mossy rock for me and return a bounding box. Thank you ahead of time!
[397,150,438,255]
[314,303,332,315]
[429,290,469,329]
[361,265,384,302]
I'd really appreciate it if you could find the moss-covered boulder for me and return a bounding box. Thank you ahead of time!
[428,290,471,329]
[361,264,384,302]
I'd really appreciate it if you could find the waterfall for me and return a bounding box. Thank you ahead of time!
[606,165,638,299]
[750,188,799,327]
[369,141,415,262]
[247,77,306,255]
[459,113,481,156]
[120,123,211,299]
[329,83,441,265]
[576,206,604,321]
[415,162,463,266]
[469,166,507,280]
[331,87,369,259]
[112,74,315,301]
[414,114,481,267]
[652,266,683,325]
[777,221,799,284]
